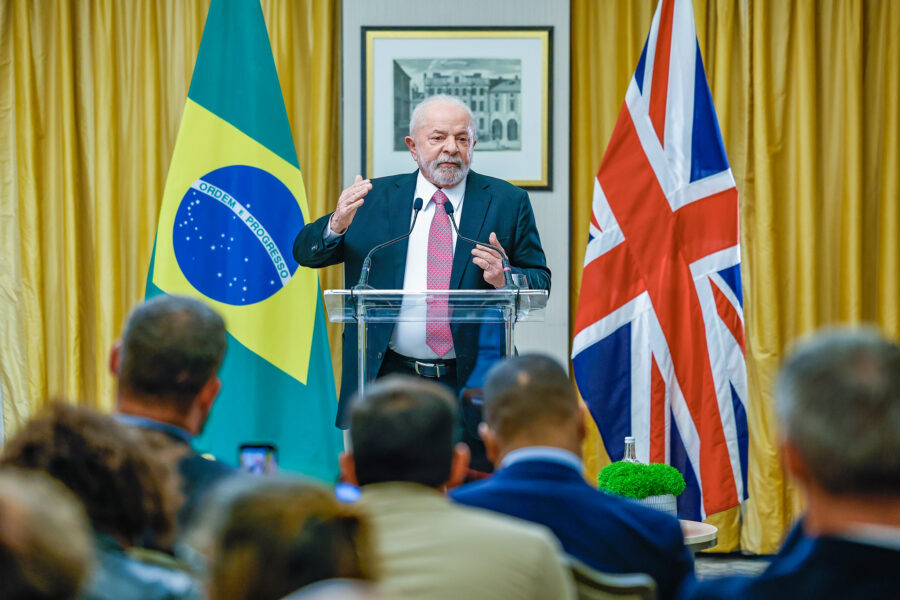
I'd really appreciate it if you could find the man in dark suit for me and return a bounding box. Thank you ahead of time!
[109,295,236,531]
[682,328,900,599]
[293,95,550,467]
[450,354,693,600]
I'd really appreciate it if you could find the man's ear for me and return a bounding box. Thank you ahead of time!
[446,442,471,489]
[479,422,500,467]
[339,451,358,486]
[781,438,811,486]
[404,135,417,160]
[109,341,122,377]
[197,376,221,415]
[576,403,588,443]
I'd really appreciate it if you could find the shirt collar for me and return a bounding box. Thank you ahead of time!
[499,446,584,473]
[114,413,193,444]
[415,170,467,211]
[835,524,900,551]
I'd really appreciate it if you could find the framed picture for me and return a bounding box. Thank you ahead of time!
[362,26,553,190]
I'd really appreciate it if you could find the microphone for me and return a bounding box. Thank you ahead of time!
[355,197,424,289]
[442,202,516,289]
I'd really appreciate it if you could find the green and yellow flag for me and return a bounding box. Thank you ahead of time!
[146,0,341,480]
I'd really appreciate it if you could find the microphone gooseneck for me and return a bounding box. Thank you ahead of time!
[442,202,516,289]
[355,197,424,289]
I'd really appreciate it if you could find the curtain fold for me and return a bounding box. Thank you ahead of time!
[0,0,342,436]
[572,0,900,554]
[3,0,898,556]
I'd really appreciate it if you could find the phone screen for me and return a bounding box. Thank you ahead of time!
[239,443,278,475]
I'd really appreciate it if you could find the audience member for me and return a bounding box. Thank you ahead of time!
[110,294,235,529]
[683,328,900,598]
[189,477,374,600]
[282,580,386,600]
[1,403,200,600]
[0,469,94,600]
[341,375,576,600]
[450,354,693,600]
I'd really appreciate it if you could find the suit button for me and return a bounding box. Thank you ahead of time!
[377,352,383,359]
[311,244,319,251]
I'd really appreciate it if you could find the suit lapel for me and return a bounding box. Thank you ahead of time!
[389,171,417,289]
[450,171,492,289]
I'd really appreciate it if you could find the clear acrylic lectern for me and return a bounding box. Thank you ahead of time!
[323,289,549,397]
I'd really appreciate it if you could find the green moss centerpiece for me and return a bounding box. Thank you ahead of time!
[597,461,686,517]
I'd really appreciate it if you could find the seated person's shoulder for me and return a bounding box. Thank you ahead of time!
[448,477,494,502]
[593,488,685,540]
[448,500,558,545]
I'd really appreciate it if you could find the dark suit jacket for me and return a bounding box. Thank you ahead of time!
[293,170,550,426]
[451,458,693,600]
[127,418,236,530]
[680,522,900,599]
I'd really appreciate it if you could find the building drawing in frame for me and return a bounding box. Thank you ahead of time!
[364,26,552,190]
[393,58,522,152]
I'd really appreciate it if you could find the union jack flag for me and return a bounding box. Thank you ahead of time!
[572,0,748,520]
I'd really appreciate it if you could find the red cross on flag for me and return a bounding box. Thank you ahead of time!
[572,0,749,520]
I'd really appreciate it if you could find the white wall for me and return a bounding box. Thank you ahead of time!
[341,0,570,370]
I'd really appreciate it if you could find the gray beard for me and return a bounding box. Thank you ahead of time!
[419,155,470,188]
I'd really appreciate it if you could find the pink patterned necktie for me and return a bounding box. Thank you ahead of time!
[426,190,454,357]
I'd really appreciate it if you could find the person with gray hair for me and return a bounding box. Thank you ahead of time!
[109,294,236,531]
[293,93,550,474]
[684,327,900,599]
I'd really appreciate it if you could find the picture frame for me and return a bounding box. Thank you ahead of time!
[362,26,553,190]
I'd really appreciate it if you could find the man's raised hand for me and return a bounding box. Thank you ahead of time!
[471,232,508,289]
[329,175,372,234]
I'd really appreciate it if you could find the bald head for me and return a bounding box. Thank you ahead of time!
[483,354,580,444]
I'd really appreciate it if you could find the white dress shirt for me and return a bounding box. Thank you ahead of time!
[325,171,467,359]
[390,172,466,359]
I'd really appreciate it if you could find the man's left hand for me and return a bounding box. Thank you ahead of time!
[471,232,508,289]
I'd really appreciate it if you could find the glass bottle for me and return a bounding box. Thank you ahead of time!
[623,436,639,463]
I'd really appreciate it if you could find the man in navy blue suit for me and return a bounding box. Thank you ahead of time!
[293,95,550,468]
[682,328,900,599]
[109,295,236,532]
[450,354,693,600]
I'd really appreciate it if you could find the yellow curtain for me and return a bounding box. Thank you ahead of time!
[572,0,900,554]
[0,0,343,437]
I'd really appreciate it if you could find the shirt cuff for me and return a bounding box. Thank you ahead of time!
[323,216,344,246]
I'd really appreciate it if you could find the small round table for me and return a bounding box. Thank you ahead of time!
[680,519,718,552]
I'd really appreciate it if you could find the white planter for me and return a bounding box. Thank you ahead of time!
[636,493,678,518]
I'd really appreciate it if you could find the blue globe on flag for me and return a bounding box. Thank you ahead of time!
[172,165,304,306]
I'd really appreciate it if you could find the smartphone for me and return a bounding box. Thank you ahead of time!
[239,443,278,475]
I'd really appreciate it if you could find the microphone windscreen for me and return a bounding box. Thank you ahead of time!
[413,197,423,210]
[443,201,455,215]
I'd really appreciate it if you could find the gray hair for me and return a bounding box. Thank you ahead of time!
[775,327,900,497]
[408,94,476,139]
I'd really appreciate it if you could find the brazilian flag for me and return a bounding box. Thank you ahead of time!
[146,0,341,480]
